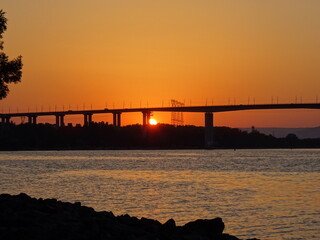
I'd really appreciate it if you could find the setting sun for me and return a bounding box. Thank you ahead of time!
[149,119,158,125]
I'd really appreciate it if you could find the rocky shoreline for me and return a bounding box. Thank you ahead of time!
[0,193,259,240]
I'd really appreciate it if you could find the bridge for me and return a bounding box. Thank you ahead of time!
[1,103,320,148]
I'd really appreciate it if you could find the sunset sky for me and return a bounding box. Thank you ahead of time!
[1,0,319,127]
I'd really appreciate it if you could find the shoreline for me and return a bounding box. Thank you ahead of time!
[0,193,260,240]
[1,124,319,150]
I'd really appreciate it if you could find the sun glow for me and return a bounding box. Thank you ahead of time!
[149,119,158,125]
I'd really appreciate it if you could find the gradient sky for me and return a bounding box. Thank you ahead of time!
[1,0,319,127]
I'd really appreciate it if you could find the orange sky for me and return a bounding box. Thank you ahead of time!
[1,0,319,127]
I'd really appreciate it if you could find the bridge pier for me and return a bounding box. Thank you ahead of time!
[0,117,10,125]
[113,113,116,126]
[60,115,65,127]
[83,114,93,127]
[142,111,151,127]
[113,113,121,127]
[55,115,65,127]
[55,115,59,127]
[28,116,37,124]
[204,112,214,148]
[84,114,88,126]
[117,113,121,127]
[88,114,92,125]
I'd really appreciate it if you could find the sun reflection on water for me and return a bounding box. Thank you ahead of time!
[0,149,319,240]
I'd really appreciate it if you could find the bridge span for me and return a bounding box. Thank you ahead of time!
[1,103,319,148]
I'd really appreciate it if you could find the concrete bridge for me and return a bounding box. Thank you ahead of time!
[1,103,320,148]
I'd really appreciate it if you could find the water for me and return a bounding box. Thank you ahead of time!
[0,149,319,240]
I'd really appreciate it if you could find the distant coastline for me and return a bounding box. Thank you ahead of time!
[241,126,320,139]
[1,123,319,150]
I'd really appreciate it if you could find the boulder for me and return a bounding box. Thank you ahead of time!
[0,193,259,240]
[182,218,225,239]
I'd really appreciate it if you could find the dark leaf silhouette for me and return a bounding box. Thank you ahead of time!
[0,10,23,99]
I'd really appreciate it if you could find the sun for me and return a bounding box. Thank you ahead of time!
[149,119,158,125]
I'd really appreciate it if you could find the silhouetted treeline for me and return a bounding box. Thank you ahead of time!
[0,122,319,150]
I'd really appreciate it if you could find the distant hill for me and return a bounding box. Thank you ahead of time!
[240,127,320,139]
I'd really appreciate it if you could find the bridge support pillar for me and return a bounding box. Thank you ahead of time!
[83,114,93,127]
[56,115,59,127]
[117,113,121,127]
[204,112,214,148]
[28,116,36,124]
[60,115,64,127]
[55,115,65,127]
[1,117,10,124]
[5,117,10,124]
[142,111,151,127]
[88,114,92,125]
[113,113,121,127]
[113,113,116,126]
[84,114,88,126]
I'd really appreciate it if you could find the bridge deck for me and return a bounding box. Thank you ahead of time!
[0,103,320,118]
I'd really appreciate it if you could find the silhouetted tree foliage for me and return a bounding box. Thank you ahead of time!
[0,122,319,150]
[285,133,299,148]
[0,10,22,99]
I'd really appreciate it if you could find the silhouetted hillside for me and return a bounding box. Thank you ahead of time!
[0,122,319,150]
[241,127,320,139]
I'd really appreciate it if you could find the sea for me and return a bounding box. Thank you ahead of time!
[0,149,319,240]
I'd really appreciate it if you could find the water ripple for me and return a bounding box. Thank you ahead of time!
[0,149,319,240]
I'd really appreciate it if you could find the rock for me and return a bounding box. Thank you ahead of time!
[0,193,258,240]
[140,217,162,233]
[221,233,241,240]
[163,218,176,231]
[182,218,225,239]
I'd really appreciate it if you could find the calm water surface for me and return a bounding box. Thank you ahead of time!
[0,149,319,240]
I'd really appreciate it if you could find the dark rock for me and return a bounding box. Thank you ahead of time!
[96,210,115,219]
[163,218,176,231]
[0,193,258,240]
[221,233,241,240]
[182,218,225,239]
[18,192,31,200]
[140,217,162,233]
